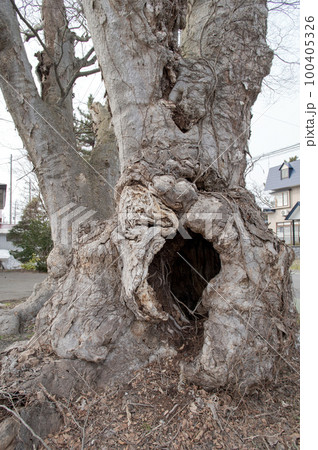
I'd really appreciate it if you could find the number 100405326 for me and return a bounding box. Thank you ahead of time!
[305,16,315,86]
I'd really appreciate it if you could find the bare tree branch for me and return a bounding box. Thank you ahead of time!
[268,0,300,12]
[274,53,300,65]
[58,66,100,105]
[0,404,51,450]
[58,46,99,104]
[74,33,90,42]
[9,0,51,60]
[23,21,43,42]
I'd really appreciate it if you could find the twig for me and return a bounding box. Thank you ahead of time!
[0,404,51,450]
[125,403,132,429]
[159,424,181,447]
[129,402,155,408]
[177,362,185,393]
[58,67,100,105]
[71,364,99,396]
[263,437,271,450]
[207,395,223,431]
[164,403,179,418]
[9,0,51,59]
[243,431,283,441]
[139,404,187,443]
[39,384,67,425]
[224,386,248,427]
[143,421,163,438]
[81,408,91,450]
[249,412,275,419]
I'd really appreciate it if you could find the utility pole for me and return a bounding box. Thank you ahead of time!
[14,200,17,224]
[9,154,12,225]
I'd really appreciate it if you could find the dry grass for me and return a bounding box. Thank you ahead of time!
[290,259,300,271]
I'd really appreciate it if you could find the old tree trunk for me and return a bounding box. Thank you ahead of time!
[0,0,297,393]
[0,0,119,331]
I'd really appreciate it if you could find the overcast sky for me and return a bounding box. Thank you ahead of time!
[0,3,300,222]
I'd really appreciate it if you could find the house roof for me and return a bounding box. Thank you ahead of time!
[279,162,292,170]
[264,159,300,191]
[285,201,300,220]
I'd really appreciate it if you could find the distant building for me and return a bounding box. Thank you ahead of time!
[0,183,21,269]
[0,184,7,224]
[264,160,300,246]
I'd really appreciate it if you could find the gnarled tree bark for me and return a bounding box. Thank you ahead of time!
[1,0,297,391]
[0,0,119,332]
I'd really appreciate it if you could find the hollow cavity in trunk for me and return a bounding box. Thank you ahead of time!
[148,231,221,325]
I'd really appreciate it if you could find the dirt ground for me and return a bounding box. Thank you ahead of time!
[0,271,300,448]
[37,356,299,449]
[0,344,300,449]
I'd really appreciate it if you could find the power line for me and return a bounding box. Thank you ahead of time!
[261,113,300,128]
[0,155,27,166]
[250,143,300,162]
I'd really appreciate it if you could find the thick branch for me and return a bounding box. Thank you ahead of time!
[58,47,99,104]
[58,66,100,105]
[76,47,96,68]
[0,0,41,130]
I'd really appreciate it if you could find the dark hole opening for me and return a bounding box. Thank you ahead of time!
[148,230,221,324]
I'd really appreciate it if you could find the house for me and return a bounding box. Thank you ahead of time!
[0,184,6,221]
[264,159,300,246]
[0,183,21,269]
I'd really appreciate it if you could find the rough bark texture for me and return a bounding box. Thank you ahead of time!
[0,0,298,396]
[10,0,297,391]
[0,0,119,333]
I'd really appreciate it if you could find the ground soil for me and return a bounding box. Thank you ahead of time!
[0,349,299,449]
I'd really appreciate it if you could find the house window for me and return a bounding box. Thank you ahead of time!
[275,191,290,208]
[276,222,292,245]
[281,167,289,179]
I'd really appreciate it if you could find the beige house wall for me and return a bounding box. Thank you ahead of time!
[267,185,300,233]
